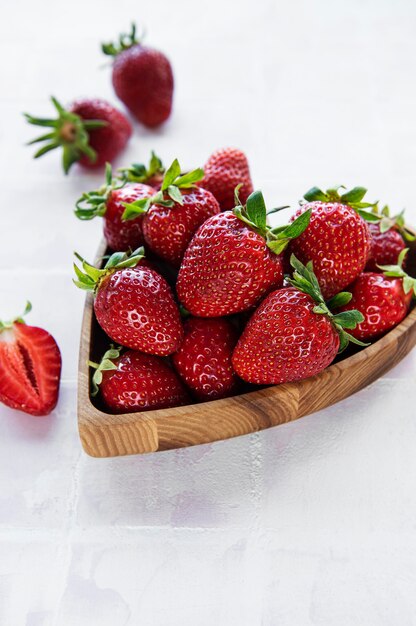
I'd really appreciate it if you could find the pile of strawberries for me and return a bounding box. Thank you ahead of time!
[73,149,416,414]
[2,24,415,420]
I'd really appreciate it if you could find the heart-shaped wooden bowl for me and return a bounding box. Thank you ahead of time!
[77,238,416,458]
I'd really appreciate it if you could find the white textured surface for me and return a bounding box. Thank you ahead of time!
[1,0,416,624]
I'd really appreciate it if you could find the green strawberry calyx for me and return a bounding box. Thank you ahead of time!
[24,97,107,174]
[287,255,368,353]
[75,163,125,220]
[303,185,378,222]
[0,301,32,332]
[121,158,204,221]
[73,247,145,293]
[233,188,312,255]
[118,151,165,185]
[378,248,416,297]
[89,345,122,396]
[367,204,415,242]
[102,23,144,57]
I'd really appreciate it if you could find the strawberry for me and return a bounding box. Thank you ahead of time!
[102,24,173,128]
[339,249,415,340]
[366,222,406,271]
[75,164,156,251]
[176,190,311,316]
[0,303,61,416]
[363,205,415,271]
[24,96,132,174]
[232,256,365,385]
[73,248,183,355]
[122,159,220,266]
[201,147,254,211]
[89,346,189,413]
[172,317,240,401]
[289,185,374,299]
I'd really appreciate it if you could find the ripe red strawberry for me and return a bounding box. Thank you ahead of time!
[24,96,132,174]
[0,303,61,416]
[73,248,183,355]
[232,256,365,384]
[201,147,254,211]
[102,24,173,128]
[366,222,406,271]
[89,346,189,413]
[339,249,415,340]
[173,317,240,401]
[176,190,311,316]
[122,159,220,266]
[290,185,373,299]
[75,164,156,251]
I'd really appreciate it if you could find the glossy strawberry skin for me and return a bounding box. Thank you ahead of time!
[365,223,406,271]
[142,187,220,266]
[94,266,183,355]
[201,148,254,211]
[70,99,132,168]
[290,201,371,299]
[104,183,156,251]
[176,211,284,317]
[232,288,339,385]
[339,272,412,340]
[112,46,173,127]
[173,317,240,401]
[0,323,61,416]
[99,350,189,413]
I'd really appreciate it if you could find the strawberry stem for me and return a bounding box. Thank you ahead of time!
[75,163,125,220]
[287,255,368,352]
[73,247,145,293]
[101,23,145,57]
[303,184,378,221]
[89,345,121,396]
[121,158,204,221]
[118,151,164,184]
[378,248,416,297]
[233,189,311,254]
[0,301,32,332]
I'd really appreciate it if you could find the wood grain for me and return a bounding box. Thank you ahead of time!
[77,239,416,457]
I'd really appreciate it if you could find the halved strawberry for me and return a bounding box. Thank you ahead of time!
[0,303,61,416]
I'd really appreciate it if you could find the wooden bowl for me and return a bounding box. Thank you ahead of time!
[77,239,416,458]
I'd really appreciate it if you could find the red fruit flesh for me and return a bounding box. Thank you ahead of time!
[112,46,173,127]
[100,350,189,413]
[70,99,132,168]
[201,147,254,211]
[142,187,220,266]
[366,223,406,271]
[0,323,61,416]
[339,272,412,340]
[176,211,284,316]
[104,183,156,251]
[232,288,339,385]
[94,266,183,355]
[173,317,240,401]
[290,201,371,299]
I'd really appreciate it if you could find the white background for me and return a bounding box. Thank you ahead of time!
[1,0,416,624]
